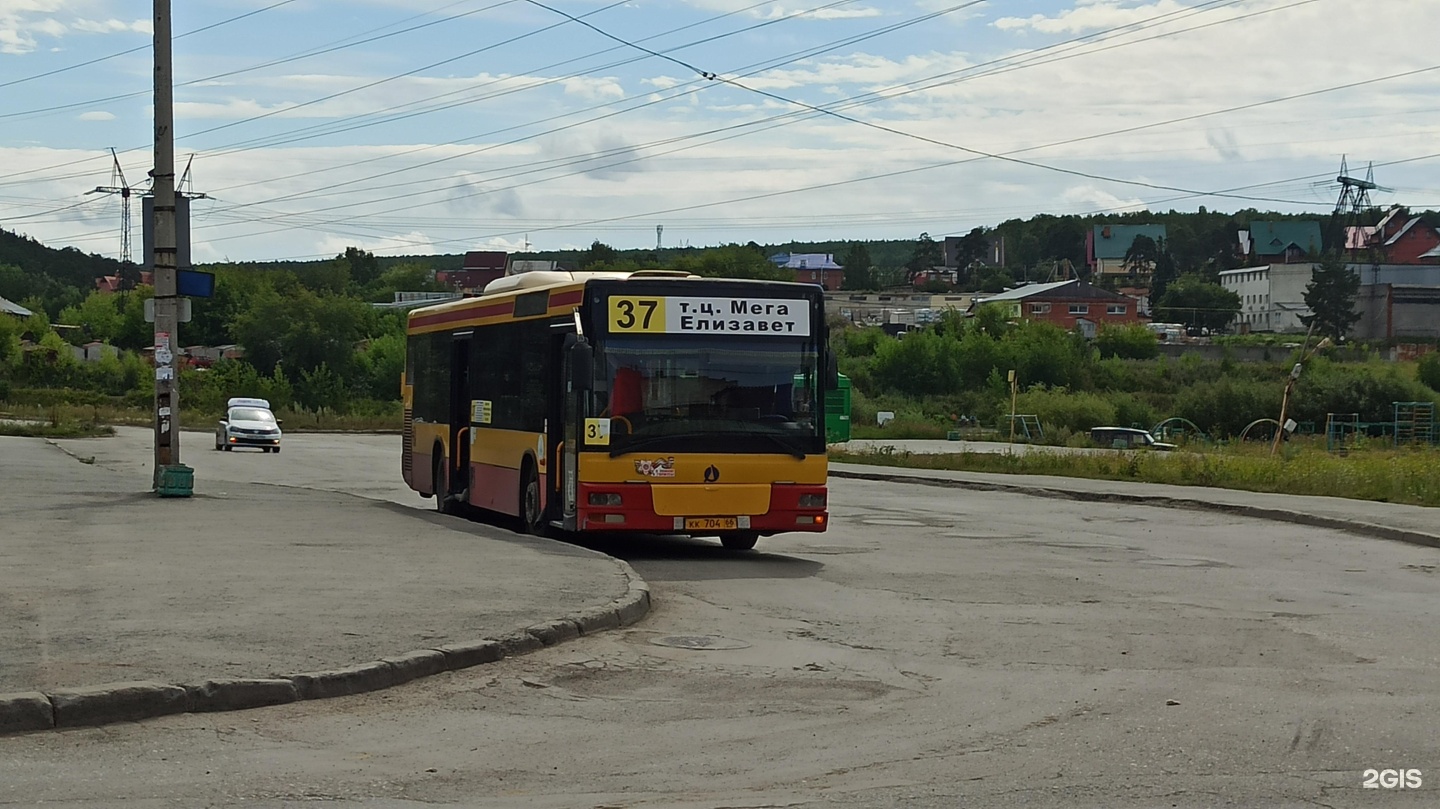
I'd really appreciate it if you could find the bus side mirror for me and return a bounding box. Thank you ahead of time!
[570,340,595,391]
[826,352,839,388]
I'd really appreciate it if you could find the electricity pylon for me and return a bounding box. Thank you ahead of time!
[87,147,147,265]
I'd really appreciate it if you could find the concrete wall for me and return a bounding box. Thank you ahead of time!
[1157,343,1373,363]
[1355,284,1440,340]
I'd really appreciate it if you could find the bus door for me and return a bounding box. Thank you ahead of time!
[546,331,568,523]
[559,334,587,528]
[449,331,472,497]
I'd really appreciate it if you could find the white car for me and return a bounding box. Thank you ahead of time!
[215,397,283,453]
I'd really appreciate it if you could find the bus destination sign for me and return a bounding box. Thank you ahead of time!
[608,296,810,337]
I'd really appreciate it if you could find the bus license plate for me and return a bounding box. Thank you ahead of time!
[685,517,737,531]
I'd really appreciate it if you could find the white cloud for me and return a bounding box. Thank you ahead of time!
[995,0,1192,34]
[77,110,114,121]
[678,1,882,20]
[312,231,438,258]
[70,17,149,35]
[1060,184,1148,212]
[559,75,625,101]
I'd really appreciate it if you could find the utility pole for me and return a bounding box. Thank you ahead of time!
[151,0,183,492]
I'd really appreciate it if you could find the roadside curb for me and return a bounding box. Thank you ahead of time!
[0,560,651,737]
[830,468,1440,550]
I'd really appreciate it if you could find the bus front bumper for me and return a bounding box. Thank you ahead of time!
[576,482,828,534]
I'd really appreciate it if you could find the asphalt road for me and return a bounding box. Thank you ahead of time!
[7,428,1440,808]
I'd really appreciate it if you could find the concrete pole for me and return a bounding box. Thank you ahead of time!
[151,0,180,490]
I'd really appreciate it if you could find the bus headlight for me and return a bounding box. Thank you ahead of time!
[588,492,623,507]
[798,493,826,508]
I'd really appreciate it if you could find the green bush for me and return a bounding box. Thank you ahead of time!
[1173,378,1281,437]
[1095,323,1159,360]
[1012,387,1116,433]
[1289,360,1438,425]
[1419,352,1440,392]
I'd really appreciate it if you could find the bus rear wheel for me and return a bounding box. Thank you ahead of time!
[520,462,545,535]
[720,531,759,551]
[434,455,458,515]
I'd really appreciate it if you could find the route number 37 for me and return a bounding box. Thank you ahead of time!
[1363,769,1421,789]
[610,297,662,332]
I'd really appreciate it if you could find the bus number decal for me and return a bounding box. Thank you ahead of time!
[609,297,664,333]
[607,296,809,336]
[584,417,612,446]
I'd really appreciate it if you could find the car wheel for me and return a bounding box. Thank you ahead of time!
[520,462,544,535]
[222,443,232,451]
[720,531,759,551]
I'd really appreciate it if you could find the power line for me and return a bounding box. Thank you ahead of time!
[216,0,1303,218]
[0,0,301,91]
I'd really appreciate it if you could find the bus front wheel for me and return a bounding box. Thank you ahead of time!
[520,462,544,535]
[720,532,759,551]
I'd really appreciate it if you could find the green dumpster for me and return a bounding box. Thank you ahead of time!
[157,463,194,498]
[825,373,851,444]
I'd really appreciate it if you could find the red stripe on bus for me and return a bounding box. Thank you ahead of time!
[410,302,513,330]
[549,290,582,308]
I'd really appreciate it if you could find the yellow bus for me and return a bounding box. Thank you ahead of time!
[401,270,833,550]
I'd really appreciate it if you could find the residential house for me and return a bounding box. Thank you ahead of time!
[768,253,843,290]
[95,271,154,293]
[436,250,508,291]
[70,341,118,363]
[1345,207,1440,265]
[0,295,32,317]
[1086,224,1167,277]
[1243,221,1322,264]
[970,280,1142,331]
[910,267,959,290]
[182,344,245,368]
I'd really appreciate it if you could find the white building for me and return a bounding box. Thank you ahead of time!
[1220,262,1440,334]
[1218,264,1314,333]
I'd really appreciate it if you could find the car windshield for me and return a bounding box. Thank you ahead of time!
[596,334,822,455]
[230,408,275,423]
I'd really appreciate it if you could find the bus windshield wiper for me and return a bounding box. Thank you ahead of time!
[610,432,711,458]
[757,432,807,460]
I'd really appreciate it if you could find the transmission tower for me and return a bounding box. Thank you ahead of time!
[87,147,145,264]
[1329,156,1392,253]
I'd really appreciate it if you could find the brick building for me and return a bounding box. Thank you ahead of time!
[436,251,508,291]
[971,280,1142,331]
[768,253,843,290]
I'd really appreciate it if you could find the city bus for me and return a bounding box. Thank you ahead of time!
[401,270,833,550]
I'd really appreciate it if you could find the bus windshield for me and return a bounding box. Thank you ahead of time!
[598,334,822,456]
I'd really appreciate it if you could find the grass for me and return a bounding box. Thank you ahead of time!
[0,403,403,433]
[830,439,1440,508]
[0,418,115,439]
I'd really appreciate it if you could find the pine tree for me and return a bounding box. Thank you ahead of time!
[1301,251,1360,341]
[839,243,874,290]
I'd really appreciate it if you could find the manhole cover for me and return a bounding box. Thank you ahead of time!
[650,635,751,650]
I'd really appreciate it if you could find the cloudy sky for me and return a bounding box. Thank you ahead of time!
[1,0,1437,264]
